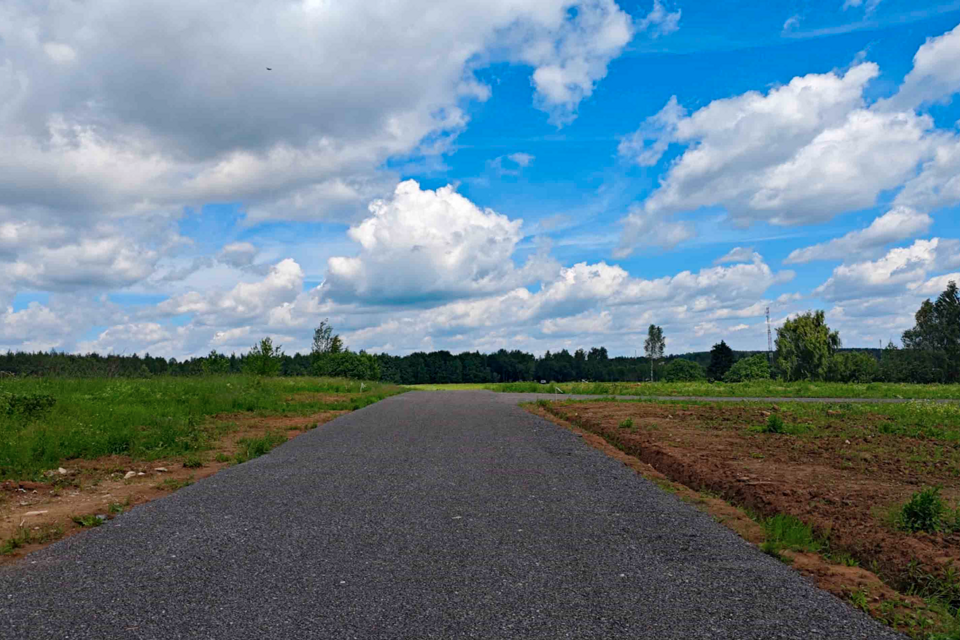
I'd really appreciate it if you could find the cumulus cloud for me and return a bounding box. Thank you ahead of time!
[614,22,960,257]
[324,181,555,304]
[785,207,932,264]
[882,23,960,111]
[0,0,640,297]
[814,238,960,302]
[157,258,305,323]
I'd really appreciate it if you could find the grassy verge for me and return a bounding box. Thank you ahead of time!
[0,376,403,480]
[411,380,960,399]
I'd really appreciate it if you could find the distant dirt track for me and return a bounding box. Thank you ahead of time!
[0,391,903,639]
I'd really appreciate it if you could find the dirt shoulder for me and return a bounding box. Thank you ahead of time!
[528,400,960,638]
[0,410,345,565]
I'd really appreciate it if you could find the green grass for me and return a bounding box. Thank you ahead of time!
[0,524,64,554]
[234,432,287,464]
[419,380,960,400]
[760,514,823,559]
[71,514,105,527]
[0,376,404,480]
[618,417,634,429]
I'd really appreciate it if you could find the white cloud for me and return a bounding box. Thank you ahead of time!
[715,247,759,265]
[782,15,800,34]
[158,258,305,323]
[508,153,535,167]
[814,238,960,302]
[637,0,681,38]
[842,0,882,14]
[615,23,960,258]
[882,23,960,110]
[324,180,554,303]
[614,204,694,257]
[785,207,932,264]
[218,242,259,268]
[618,95,685,167]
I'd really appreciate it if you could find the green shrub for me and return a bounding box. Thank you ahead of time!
[762,414,785,434]
[244,337,284,376]
[0,392,56,418]
[723,354,770,382]
[825,352,880,383]
[898,486,956,533]
[663,359,706,382]
[618,418,634,429]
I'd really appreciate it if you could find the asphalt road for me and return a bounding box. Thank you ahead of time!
[0,391,903,639]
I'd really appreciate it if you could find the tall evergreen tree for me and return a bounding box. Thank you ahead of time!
[707,340,735,381]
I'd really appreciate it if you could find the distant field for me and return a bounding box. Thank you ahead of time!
[0,376,403,479]
[409,380,960,399]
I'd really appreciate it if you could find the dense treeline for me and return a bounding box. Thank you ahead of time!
[0,282,956,385]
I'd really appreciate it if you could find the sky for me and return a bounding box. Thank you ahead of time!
[2,0,960,359]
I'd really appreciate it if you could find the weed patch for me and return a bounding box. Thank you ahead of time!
[618,418,634,429]
[71,514,105,528]
[234,432,287,464]
[898,487,960,534]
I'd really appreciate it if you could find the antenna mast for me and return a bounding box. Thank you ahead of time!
[766,306,773,361]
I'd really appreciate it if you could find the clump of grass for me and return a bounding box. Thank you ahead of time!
[71,514,105,528]
[897,487,960,534]
[618,417,634,429]
[156,477,194,491]
[107,502,124,515]
[760,514,822,561]
[0,524,64,554]
[762,414,785,434]
[182,454,204,468]
[214,452,230,463]
[234,432,287,464]
[849,587,870,613]
[536,399,550,408]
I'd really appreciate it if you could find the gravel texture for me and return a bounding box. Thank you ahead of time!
[0,390,904,639]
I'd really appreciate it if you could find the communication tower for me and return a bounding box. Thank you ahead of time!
[766,306,773,362]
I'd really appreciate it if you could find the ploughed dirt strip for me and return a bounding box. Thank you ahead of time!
[529,399,960,637]
[0,410,346,564]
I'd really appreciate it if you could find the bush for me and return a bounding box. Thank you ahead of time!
[825,352,880,383]
[723,354,770,382]
[663,359,706,382]
[244,338,283,376]
[618,418,634,429]
[313,350,381,380]
[898,486,955,533]
[0,392,56,419]
[762,414,785,434]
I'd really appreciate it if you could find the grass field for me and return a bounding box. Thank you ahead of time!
[0,376,403,480]
[408,380,960,399]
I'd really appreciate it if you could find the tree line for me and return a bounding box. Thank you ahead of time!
[1,282,957,385]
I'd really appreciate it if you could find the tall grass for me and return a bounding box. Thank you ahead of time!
[0,376,403,479]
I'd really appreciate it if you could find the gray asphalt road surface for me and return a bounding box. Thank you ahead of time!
[0,391,903,639]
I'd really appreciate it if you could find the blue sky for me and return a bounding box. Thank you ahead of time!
[1,0,959,358]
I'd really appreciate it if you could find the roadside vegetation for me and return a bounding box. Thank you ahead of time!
[0,376,402,480]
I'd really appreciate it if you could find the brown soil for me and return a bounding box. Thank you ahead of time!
[0,410,345,565]
[529,402,956,636]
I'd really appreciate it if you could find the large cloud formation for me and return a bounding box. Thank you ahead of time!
[616,23,960,256]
